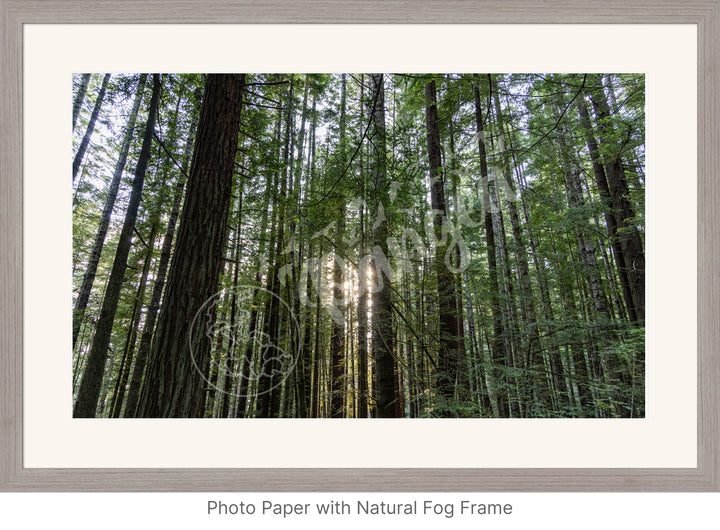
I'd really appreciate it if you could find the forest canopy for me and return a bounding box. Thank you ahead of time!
[72,73,645,419]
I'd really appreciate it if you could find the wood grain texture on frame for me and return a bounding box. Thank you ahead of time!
[1,0,718,491]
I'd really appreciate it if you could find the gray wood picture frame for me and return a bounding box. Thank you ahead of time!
[1,0,718,491]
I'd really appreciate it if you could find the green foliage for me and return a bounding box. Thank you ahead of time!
[73,72,645,419]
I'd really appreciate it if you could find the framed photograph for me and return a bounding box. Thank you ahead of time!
[1,0,718,491]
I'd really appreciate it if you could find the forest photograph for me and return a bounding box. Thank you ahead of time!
[71,72,645,419]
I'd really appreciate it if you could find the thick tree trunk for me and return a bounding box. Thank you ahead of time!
[73,73,111,182]
[135,74,245,418]
[73,74,160,418]
[73,74,147,348]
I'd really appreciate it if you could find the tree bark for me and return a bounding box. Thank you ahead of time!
[136,74,245,418]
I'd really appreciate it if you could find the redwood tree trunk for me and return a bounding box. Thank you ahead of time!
[136,74,245,418]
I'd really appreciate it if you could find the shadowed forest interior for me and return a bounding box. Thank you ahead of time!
[72,73,645,418]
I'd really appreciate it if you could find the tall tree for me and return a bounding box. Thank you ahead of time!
[329,74,348,418]
[136,74,245,418]
[72,73,92,131]
[123,90,200,418]
[577,99,635,323]
[108,221,158,418]
[72,74,147,348]
[587,78,645,325]
[356,74,369,419]
[73,74,160,417]
[257,75,294,418]
[424,80,462,414]
[490,75,548,411]
[473,79,507,417]
[368,73,396,418]
[73,73,111,182]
